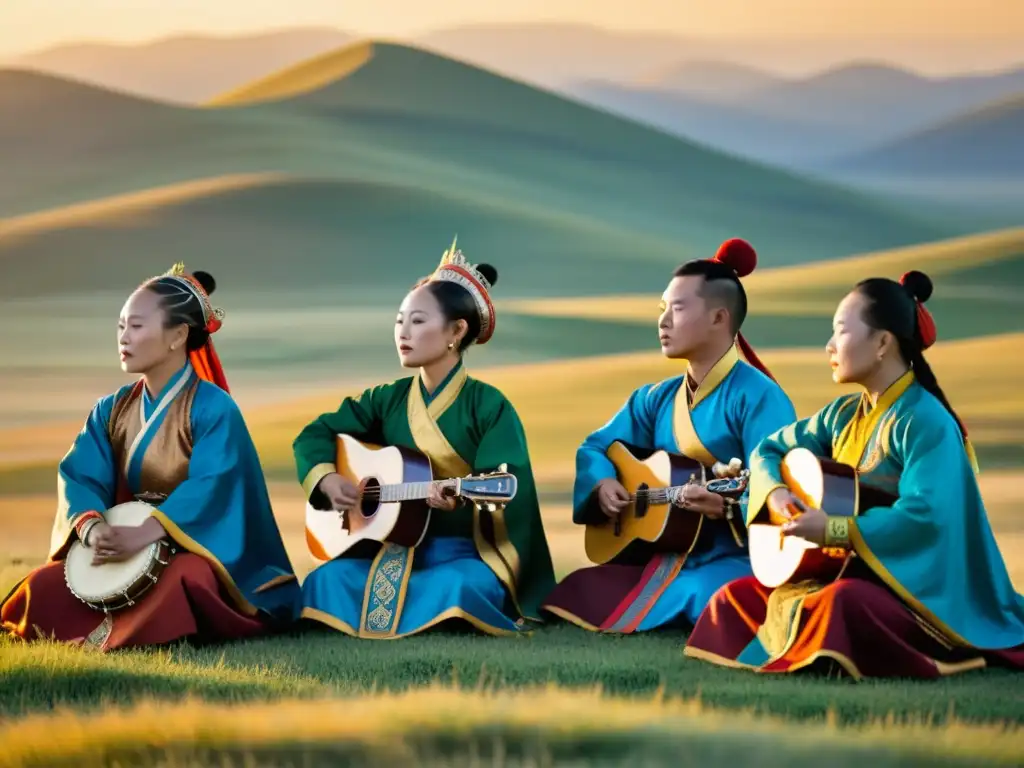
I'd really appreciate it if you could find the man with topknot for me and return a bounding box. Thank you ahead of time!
[541,239,797,633]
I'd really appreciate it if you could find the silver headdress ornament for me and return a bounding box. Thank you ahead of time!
[151,262,225,332]
[429,236,496,345]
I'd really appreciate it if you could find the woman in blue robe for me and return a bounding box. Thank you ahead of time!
[294,241,556,638]
[685,270,1024,678]
[1,264,301,650]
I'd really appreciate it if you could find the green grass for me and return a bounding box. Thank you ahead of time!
[2,627,1023,725]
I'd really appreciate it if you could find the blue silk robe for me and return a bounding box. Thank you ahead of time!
[541,346,797,631]
[748,372,1024,654]
[48,362,301,624]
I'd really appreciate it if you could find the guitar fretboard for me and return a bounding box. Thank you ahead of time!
[370,481,439,503]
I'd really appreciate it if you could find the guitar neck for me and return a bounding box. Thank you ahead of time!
[374,480,447,503]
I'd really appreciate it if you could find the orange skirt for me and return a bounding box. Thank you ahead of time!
[2,554,268,651]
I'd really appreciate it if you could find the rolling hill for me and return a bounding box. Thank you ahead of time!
[827,95,1024,179]
[1,41,956,276]
[8,28,353,104]
[633,60,782,98]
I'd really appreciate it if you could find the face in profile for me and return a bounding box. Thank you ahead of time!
[657,275,718,360]
[826,291,884,384]
[117,288,186,375]
[395,285,460,368]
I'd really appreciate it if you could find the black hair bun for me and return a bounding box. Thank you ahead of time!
[192,270,217,295]
[477,263,498,287]
[899,270,932,304]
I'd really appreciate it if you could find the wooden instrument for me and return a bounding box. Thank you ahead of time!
[64,500,175,612]
[583,441,749,566]
[748,447,896,588]
[304,434,518,562]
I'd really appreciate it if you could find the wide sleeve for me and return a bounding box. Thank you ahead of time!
[151,389,299,621]
[472,393,556,622]
[292,386,386,509]
[731,384,798,525]
[572,384,657,524]
[850,410,1024,648]
[746,395,855,525]
[48,393,119,560]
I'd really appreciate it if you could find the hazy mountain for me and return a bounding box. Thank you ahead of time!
[744,61,1024,133]
[570,81,863,165]
[827,95,1024,179]
[634,60,782,99]
[567,60,1024,168]
[9,28,352,104]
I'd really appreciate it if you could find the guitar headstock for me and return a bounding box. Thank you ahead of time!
[706,468,750,499]
[455,471,518,503]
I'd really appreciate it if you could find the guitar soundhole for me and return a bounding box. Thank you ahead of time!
[635,483,649,519]
[359,477,381,517]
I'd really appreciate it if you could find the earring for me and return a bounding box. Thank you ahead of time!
[447,342,455,351]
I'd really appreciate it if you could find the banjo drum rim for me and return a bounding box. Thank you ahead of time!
[63,500,175,612]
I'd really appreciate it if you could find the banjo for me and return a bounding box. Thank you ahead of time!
[64,499,176,612]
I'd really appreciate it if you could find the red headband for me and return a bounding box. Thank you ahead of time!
[712,239,776,383]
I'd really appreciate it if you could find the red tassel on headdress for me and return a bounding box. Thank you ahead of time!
[189,339,229,392]
[711,238,776,383]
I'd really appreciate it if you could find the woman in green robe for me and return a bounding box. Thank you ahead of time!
[293,241,556,638]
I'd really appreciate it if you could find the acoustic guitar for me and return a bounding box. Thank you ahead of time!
[583,441,749,566]
[747,447,896,588]
[304,434,518,562]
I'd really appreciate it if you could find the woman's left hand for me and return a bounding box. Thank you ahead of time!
[426,484,458,511]
[781,505,827,546]
[92,517,167,564]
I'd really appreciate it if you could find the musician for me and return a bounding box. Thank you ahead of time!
[540,239,796,633]
[1,264,301,650]
[685,271,1024,678]
[293,239,555,638]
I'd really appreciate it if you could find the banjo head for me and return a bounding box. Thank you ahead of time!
[64,500,170,610]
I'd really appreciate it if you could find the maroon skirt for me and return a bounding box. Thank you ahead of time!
[684,575,1024,679]
[2,554,269,651]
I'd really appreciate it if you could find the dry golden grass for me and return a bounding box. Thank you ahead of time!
[0,174,290,241]
[3,332,1022,585]
[502,227,1024,320]
[205,41,374,107]
[1,683,1021,768]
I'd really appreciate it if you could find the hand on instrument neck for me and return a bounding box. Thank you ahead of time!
[426,481,458,511]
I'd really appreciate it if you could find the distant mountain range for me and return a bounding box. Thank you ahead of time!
[568,61,1024,167]
[827,95,1024,179]
[6,25,1023,182]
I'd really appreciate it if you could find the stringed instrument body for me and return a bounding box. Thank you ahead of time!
[305,434,517,563]
[748,447,897,588]
[583,441,748,566]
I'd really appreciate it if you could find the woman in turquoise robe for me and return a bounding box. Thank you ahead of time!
[685,271,1024,678]
[1,265,300,650]
[541,245,797,632]
[294,241,555,638]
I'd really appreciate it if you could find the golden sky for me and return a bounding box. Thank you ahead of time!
[3,0,1022,60]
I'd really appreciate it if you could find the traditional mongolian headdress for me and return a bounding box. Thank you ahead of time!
[145,262,230,391]
[427,236,497,345]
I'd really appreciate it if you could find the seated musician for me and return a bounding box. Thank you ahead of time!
[293,240,556,638]
[685,271,1024,678]
[1,264,301,650]
[540,239,797,633]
